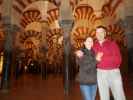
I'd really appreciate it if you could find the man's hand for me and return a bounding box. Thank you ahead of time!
[96,52,103,61]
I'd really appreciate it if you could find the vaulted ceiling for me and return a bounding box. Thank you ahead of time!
[12,0,60,28]
[12,0,63,64]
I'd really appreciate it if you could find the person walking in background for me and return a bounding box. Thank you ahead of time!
[75,37,101,100]
[93,26,126,100]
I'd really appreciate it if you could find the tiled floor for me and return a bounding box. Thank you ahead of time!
[0,73,133,100]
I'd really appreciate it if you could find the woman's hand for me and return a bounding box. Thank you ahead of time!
[75,50,84,58]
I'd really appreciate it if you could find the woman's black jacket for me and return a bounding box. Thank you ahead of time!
[76,48,97,85]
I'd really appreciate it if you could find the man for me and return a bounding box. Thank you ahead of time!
[93,26,126,100]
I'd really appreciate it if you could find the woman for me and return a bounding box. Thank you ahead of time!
[75,37,101,100]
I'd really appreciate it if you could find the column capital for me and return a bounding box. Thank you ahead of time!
[2,16,11,25]
[59,20,73,30]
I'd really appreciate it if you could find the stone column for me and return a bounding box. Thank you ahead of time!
[59,0,73,95]
[0,20,13,90]
[125,16,133,73]
[40,22,48,79]
[124,0,133,73]
[0,0,13,90]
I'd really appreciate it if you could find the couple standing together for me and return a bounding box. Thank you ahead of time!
[75,26,126,100]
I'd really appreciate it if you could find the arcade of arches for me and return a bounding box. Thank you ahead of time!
[0,0,133,99]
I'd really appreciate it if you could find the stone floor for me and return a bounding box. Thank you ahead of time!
[0,73,133,100]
